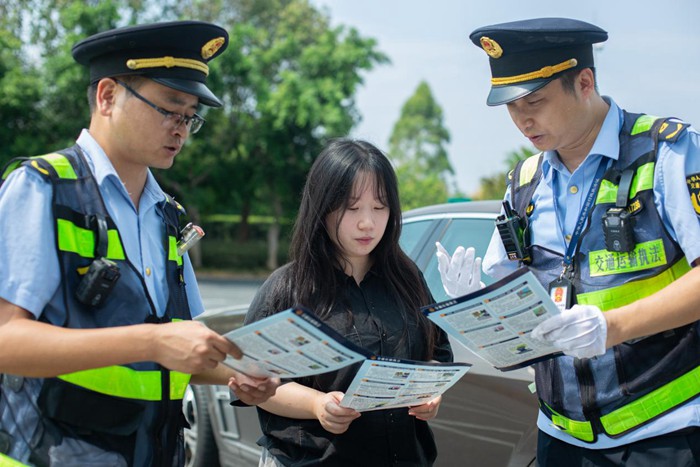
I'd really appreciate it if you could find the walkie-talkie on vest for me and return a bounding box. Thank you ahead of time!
[495,200,531,263]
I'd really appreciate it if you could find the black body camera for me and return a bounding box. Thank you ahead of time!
[495,200,531,262]
[75,257,121,307]
[602,168,637,253]
[602,207,636,253]
[75,215,121,307]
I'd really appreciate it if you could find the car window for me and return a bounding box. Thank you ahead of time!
[399,219,435,257]
[423,218,497,302]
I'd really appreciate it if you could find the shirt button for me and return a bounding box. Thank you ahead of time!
[569,185,579,194]
[145,267,152,276]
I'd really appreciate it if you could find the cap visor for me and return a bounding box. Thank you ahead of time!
[486,79,551,106]
[152,77,223,107]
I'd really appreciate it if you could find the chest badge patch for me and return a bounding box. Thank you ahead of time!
[687,173,700,215]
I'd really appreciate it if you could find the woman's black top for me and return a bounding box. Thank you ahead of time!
[244,263,453,467]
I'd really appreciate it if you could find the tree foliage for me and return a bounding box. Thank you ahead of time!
[164,0,388,268]
[387,81,455,210]
[1,0,387,269]
[473,146,535,200]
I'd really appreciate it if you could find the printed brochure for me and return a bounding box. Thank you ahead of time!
[422,267,562,371]
[221,307,367,378]
[222,307,470,409]
[339,358,470,412]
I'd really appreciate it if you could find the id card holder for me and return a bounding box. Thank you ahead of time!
[549,277,573,312]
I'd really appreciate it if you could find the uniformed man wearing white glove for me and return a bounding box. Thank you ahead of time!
[463,16,700,466]
[435,242,484,298]
[530,305,607,360]
[436,241,609,360]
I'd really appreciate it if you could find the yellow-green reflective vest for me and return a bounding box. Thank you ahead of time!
[1,146,192,466]
[509,112,697,443]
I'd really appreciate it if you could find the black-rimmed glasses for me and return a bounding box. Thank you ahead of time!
[115,80,205,134]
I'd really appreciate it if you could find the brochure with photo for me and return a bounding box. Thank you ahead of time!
[222,307,470,409]
[422,267,563,371]
[221,307,368,378]
[340,358,470,412]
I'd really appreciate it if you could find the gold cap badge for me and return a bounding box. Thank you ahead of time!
[201,37,225,60]
[480,36,503,59]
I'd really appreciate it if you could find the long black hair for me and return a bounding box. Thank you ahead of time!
[268,138,437,358]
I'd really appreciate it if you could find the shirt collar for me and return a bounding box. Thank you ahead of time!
[541,96,622,177]
[335,262,381,284]
[588,96,621,162]
[76,129,165,206]
[76,129,120,186]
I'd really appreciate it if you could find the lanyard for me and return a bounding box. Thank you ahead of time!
[553,159,609,273]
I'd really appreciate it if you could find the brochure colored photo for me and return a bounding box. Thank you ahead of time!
[340,358,470,412]
[221,307,471,410]
[422,268,562,371]
[221,307,368,378]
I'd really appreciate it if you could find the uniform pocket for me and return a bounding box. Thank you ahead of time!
[615,324,698,395]
[38,378,144,436]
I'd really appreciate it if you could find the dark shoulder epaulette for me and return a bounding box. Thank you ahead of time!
[163,193,187,217]
[657,118,690,143]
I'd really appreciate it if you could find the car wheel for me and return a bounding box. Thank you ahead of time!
[183,385,220,467]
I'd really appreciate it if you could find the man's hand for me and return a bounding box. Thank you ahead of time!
[228,372,280,406]
[313,391,360,434]
[531,305,608,359]
[408,395,442,421]
[436,242,484,298]
[151,321,242,374]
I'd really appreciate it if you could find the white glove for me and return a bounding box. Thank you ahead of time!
[531,304,608,359]
[435,242,484,298]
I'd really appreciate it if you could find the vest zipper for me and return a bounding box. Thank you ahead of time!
[153,365,170,466]
[574,358,604,436]
[572,264,604,436]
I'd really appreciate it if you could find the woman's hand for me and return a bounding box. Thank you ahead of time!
[228,372,280,406]
[408,395,442,421]
[313,391,361,434]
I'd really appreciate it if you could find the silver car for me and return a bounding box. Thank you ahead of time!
[186,200,538,466]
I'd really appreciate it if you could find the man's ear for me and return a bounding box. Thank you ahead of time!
[95,78,119,116]
[577,68,596,98]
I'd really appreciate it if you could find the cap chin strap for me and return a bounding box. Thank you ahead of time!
[492,58,577,86]
[126,56,209,75]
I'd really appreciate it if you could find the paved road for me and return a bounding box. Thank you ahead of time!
[197,277,264,315]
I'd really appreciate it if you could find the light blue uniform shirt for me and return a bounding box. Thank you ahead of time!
[0,129,204,319]
[483,98,700,448]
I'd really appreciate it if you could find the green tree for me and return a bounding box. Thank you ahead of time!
[388,81,454,210]
[158,0,388,269]
[474,146,535,200]
[0,1,153,166]
[1,0,387,270]
[0,7,41,159]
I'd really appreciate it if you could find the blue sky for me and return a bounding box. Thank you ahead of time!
[312,0,700,196]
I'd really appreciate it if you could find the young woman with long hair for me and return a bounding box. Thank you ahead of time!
[241,139,452,466]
